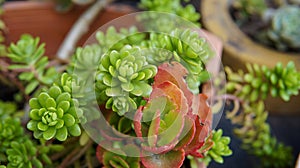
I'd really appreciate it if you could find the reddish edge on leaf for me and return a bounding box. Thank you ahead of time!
[141,149,185,168]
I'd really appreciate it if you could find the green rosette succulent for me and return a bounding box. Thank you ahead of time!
[144,29,212,93]
[6,34,57,94]
[0,118,24,152]
[267,5,300,51]
[96,45,157,115]
[6,140,42,168]
[69,44,102,77]
[27,73,82,141]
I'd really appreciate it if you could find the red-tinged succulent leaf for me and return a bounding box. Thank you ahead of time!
[154,62,193,106]
[134,107,143,138]
[141,142,177,154]
[184,117,208,155]
[148,110,161,147]
[154,81,188,114]
[96,145,105,163]
[189,148,204,158]
[141,149,185,168]
[174,117,196,150]
[197,94,212,125]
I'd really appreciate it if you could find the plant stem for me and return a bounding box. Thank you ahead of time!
[56,0,114,60]
[58,139,93,168]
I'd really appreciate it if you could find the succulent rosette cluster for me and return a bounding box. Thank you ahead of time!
[96,61,212,168]
[27,73,83,141]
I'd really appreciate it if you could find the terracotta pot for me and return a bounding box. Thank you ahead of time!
[201,0,300,115]
[2,1,136,58]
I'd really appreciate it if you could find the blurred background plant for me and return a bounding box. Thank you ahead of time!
[232,0,300,52]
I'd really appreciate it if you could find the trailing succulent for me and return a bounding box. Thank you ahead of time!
[224,62,299,167]
[226,61,300,102]
[267,5,300,51]
[27,73,82,141]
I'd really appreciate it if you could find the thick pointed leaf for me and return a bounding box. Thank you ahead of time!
[25,80,39,94]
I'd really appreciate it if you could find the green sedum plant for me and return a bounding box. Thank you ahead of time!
[6,140,42,168]
[225,62,298,167]
[226,61,300,102]
[233,0,267,17]
[267,5,300,51]
[27,73,82,141]
[5,35,58,95]
[1,10,231,167]
[189,129,232,167]
[96,45,157,115]
[139,0,200,24]
[143,29,212,93]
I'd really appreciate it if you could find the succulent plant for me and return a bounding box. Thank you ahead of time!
[5,140,42,168]
[226,101,293,168]
[69,44,102,77]
[27,73,82,141]
[267,5,300,51]
[0,101,18,119]
[143,29,212,93]
[6,34,57,95]
[233,0,267,16]
[226,61,300,102]
[133,63,212,167]
[0,118,24,152]
[96,144,140,168]
[225,62,297,167]
[139,0,200,25]
[96,45,157,115]
[96,26,145,51]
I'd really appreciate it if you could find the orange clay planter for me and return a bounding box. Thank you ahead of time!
[201,0,300,115]
[2,1,136,58]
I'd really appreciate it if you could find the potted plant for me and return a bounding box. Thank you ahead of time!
[0,0,234,167]
[200,0,300,115]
